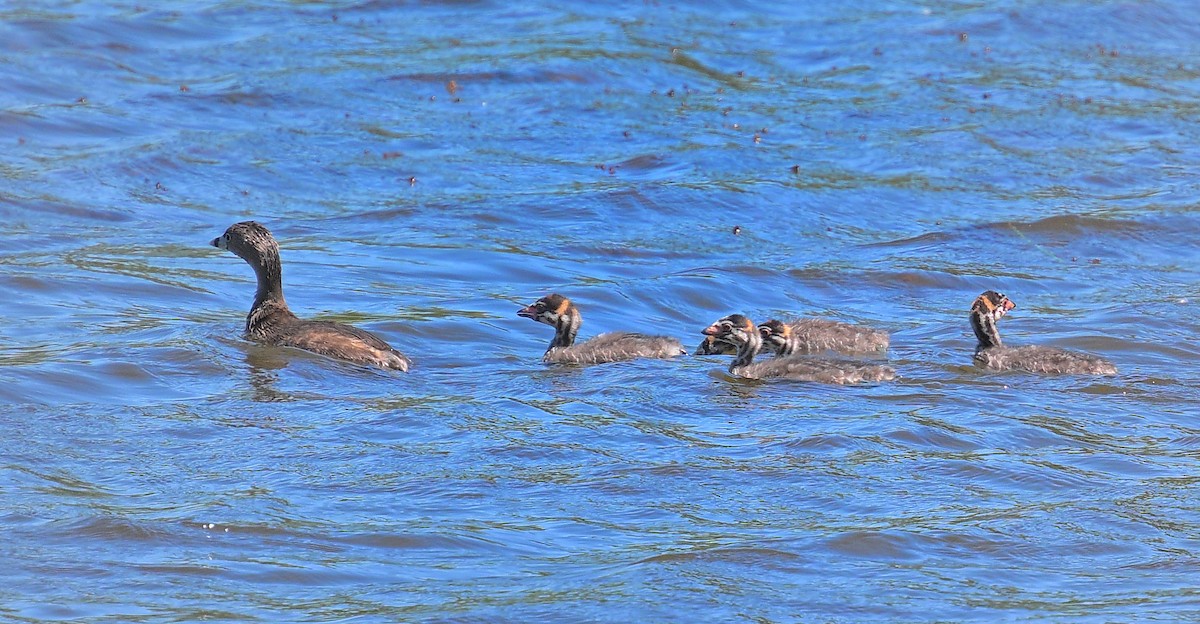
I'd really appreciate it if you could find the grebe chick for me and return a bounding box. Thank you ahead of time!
[703,315,895,384]
[518,293,686,364]
[761,318,889,355]
[970,290,1116,376]
[211,221,411,371]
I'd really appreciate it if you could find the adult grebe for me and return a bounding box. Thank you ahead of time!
[211,221,411,371]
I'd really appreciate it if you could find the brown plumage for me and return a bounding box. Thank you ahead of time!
[969,290,1116,376]
[760,318,889,355]
[211,221,411,371]
[517,293,686,364]
[702,315,895,384]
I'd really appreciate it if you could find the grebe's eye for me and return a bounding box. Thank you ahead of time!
[223,233,230,241]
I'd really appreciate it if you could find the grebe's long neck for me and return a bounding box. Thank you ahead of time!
[251,247,286,309]
[550,307,581,349]
[731,330,762,370]
[970,307,1002,350]
[245,247,295,335]
[778,332,799,356]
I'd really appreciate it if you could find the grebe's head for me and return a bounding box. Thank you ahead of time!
[757,319,791,351]
[971,290,1015,323]
[518,293,576,327]
[211,221,280,266]
[701,314,756,347]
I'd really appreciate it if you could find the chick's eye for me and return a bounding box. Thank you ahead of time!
[223,233,230,240]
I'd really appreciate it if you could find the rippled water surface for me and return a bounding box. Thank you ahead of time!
[4,1,1200,621]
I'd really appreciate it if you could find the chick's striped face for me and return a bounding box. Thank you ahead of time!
[702,314,755,345]
[972,290,1015,323]
[518,294,571,326]
[758,319,789,347]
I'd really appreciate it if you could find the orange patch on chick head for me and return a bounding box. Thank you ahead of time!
[973,290,1014,317]
[762,319,789,338]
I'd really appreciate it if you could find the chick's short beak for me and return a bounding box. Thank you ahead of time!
[701,324,721,336]
[210,237,221,248]
[517,305,537,319]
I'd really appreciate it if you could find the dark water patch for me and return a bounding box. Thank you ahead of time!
[926,457,1107,494]
[602,153,693,182]
[3,191,134,223]
[636,544,802,567]
[881,425,982,453]
[386,67,597,87]
[822,530,928,561]
[53,514,182,544]
[978,213,1155,238]
[64,242,220,292]
[3,350,219,406]
[866,212,1187,274]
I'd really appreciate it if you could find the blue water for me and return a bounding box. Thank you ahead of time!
[4,1,1200,621]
